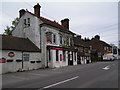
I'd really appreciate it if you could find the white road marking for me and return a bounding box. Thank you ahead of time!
[41,76,79,89]
[102,65,110,70]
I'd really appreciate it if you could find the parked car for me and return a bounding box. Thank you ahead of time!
[103,53,115,61]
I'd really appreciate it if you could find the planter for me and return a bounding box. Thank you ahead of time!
[7,59,13,62]
[36,61,41,63]
[16,59,22,62]
[30,61,35,63]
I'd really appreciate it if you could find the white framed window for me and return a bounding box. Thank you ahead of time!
[104,47,107,50]
[24,18,30,27]
[46,32,52,43]
[24,19,27,27]
[23,54,29,61]
[60,36,63,44]
[27,18,30,26]
[53,34,56,44]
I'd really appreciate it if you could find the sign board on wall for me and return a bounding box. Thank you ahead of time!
[0,58,6,63]
[8,52,15,57]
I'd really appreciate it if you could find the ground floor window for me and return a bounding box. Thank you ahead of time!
[23,54,29,61]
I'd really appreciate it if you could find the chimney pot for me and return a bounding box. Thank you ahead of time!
[95,35,100,40]
[77,35,81,39]
[19,9,26,18]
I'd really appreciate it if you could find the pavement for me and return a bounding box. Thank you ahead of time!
[1,60,119,89]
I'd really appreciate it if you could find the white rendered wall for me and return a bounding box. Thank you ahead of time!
[1,50,41,74]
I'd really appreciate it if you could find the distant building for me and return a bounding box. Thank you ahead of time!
[111,45,120,59]
[85,35,112,61]
[73,35,91,64]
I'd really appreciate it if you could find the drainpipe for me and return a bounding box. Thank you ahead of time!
[40,25,42,52]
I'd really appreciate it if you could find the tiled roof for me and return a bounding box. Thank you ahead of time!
[1,35,41,52]
[86,38,111,47]
[73,37,89,47]
[26,11,75,35]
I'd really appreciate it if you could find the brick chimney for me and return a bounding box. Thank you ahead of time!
[61,18,69,29]
[95,35,100,40]
[77,35,81,39]
[33,3,41,17]
[19,9,26,18]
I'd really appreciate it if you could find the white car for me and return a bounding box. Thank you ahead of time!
[103,54,115,61]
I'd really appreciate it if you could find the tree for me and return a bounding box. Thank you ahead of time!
[4,17,19,35]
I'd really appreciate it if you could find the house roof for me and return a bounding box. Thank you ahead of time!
[86,38,112,47]
[73,37,90,48]
[1,35,41,52]
[26,11,75,35]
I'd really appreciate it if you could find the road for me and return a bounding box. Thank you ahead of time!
[2,60,119,89]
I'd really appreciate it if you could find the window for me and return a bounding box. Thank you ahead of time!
[46,32,52,43]
[113,48,117,54]
[24,18,30,27]
[53,34,56,43]
[70,38,73,46]
[63,51,66,61]
[56,50,59,61]
[24,19,27,27]
[23,54,29,61]
[104,47,107,51]
[27,18,30,26]
[66,37,69,45]
[60,36,63,44]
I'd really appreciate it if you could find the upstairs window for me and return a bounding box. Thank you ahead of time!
[24,18,30,27]
[60,36,63,44]
[24,19,27,27]
[70,38,73,46]
[104,47,107,51]
[46,32,52,43]
[66,37,69,45]
[27,18,30,26]
[53,34,56,44]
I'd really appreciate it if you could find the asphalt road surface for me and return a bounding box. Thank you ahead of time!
[2,60,119,89]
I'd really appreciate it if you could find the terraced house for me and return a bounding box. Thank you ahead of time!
[73,35,91,64]
[12,3,77,69]
[85,35,112,61]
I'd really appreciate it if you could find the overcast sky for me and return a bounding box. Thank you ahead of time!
[0,0,119,46]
